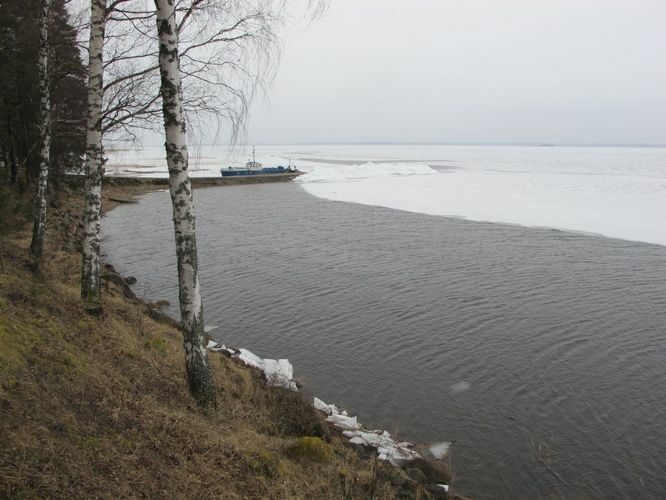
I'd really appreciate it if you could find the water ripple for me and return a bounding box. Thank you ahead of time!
[104,183,666,500]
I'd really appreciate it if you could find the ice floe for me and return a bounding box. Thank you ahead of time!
[450,381,471,394]
[428,442,451,460]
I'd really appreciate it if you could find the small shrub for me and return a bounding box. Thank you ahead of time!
[289,436,332,463]
[247,450,280,479]
[144,337,167,353]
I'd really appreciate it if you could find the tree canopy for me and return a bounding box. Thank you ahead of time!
[0,0,86,185]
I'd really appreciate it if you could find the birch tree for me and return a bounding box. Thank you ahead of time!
[78,0,280,311]
[73,0,324,401]
[154,0,216,408]
[29,0,52,265]
[80,0,106,310]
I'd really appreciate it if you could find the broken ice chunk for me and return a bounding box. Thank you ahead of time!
[237,348,265,370]
[450,381,471,394]
[206,340,225,352]
[314,397,340,416]
[262,358,297,391]
[428,442,451,460]
[326,413,361,430]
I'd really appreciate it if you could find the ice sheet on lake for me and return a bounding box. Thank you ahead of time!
[297,146,666,247]
[107,144,666,246]
[295,162,438,183]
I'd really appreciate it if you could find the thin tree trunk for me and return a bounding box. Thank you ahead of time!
[2,150,12,183]
[154,0,216,408]
[80,0,106,310]
[9,147,17,185]
[29,0,51,265]
[5,110,17,185]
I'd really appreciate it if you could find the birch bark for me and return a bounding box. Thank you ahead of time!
[29,0,51,264]
[80,0,106,309]
[154,0,216,408]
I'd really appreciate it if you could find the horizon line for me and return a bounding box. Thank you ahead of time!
[124,141,666,148]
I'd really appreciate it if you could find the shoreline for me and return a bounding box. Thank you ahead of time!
[99,178,456,494]
[106,172,303,187]
[0,182,460,499]
[93,173,302,214]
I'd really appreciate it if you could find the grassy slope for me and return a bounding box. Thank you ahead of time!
[0,185,445,499]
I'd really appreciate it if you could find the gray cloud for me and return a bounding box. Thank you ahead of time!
[246,0,666,145]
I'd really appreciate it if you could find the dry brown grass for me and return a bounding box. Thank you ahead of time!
[0,185,439,499]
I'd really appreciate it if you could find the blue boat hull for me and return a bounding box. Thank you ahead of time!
[220,166,290,177]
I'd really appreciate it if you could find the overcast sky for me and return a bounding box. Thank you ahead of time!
[243,0,666,145]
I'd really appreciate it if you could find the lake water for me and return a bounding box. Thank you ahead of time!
[104,145,666,499]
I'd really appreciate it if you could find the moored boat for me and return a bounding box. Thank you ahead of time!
[220,146,297,177]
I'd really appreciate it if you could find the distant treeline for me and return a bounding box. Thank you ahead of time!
[0,0,86,186]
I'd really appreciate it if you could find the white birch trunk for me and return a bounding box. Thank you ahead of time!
[154,0,216,407]
[29,0,51,263]
[80,0,106,309]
